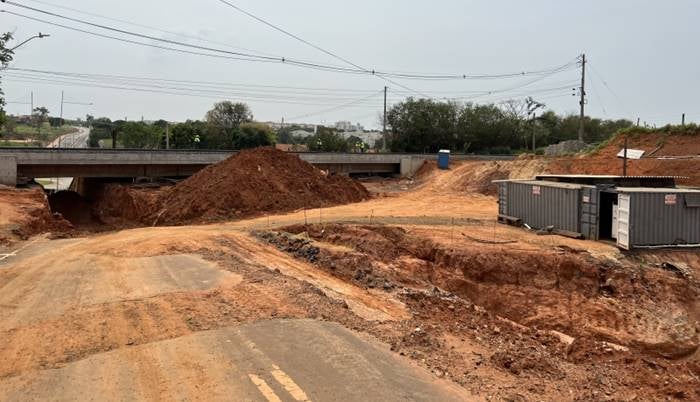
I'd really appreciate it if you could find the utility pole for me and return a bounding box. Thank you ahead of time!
[30,91,33,115]
[636,117,640,127]
[59,91,64,148]
[165,122,170,149]
[682,113,685,126]
[578,53,586,142]
[382,86,387,151]
[622,135,628,176]
[60,90,64,121]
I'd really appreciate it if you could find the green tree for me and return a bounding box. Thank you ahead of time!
[88,117,113,147]
[204,101,253,148]
[237,122,276,149]
[0,32,14,130]
[119,122,164,149]
[170,120,206,149]
[387,98,460,153]
[2,115,16,137]
[306,126,349,152]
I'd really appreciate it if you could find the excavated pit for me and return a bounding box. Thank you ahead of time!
[262,223,700,359]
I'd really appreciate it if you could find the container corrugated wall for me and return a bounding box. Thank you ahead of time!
[580,187,599,240]
[629,192,700,246]
[505,182,581,233]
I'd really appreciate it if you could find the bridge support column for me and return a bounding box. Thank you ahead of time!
[400,157,425,178]
[0,157,17,187]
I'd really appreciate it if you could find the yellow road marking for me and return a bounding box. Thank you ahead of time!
[270,364,311,402]
[248,374,283,402]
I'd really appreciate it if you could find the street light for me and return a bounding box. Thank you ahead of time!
[9,32,50,51]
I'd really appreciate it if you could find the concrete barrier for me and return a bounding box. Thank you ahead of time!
[0,157,17,186]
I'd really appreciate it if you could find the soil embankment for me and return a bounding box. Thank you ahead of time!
[0,186,71,247]
[550,129,700,186]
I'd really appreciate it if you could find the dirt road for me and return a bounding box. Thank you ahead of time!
[0,163,698,401]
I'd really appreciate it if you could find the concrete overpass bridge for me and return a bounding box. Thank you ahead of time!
[0,148,515,186]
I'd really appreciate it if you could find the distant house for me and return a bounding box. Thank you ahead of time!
[276,143,309,152]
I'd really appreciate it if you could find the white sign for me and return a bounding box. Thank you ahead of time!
[665,194,677,205]
[616,149,645,160]
[583,195,591,203]
[532,186,541,196]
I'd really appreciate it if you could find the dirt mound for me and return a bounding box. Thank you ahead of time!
[417,159,549,196]
[154,148,369,225]
[0,186,72,247]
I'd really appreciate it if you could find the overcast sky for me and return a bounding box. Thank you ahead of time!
[1,0,698,128]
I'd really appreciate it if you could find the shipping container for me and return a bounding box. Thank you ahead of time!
[614,188,700,249]
[496,176,700,249]
[497,180,589,234]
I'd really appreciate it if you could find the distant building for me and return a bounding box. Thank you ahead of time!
[334,121,364,132]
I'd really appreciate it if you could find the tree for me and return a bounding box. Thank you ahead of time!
[119,122,164,149]
[387,98,460,153]
[306,126,349,152]
[346,135,368,152]
[88,117,113,147]
[31,107,50,140]
[204,101,254,149]
[237,122,276,149]
[205,101,253,129]
[0,32,14,130]
[2,115,16,137]
[170,120,206,149]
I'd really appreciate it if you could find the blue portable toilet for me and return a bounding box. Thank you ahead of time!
[438,150,450,170]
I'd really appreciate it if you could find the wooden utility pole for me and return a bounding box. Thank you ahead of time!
[682,113,685,126]
[382,86,387,151]
[578,54,586,142]
[165,122,170,149]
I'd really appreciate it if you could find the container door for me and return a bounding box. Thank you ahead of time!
[617,194,630,250]
[611,205,618,240]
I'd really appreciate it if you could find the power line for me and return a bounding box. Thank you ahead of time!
[21,0,282,59]
[286,91,384,121]
[2,1,577,83]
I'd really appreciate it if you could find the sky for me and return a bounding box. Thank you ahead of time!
[1,0,698,129]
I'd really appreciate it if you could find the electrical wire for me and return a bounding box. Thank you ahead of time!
[2,1,576,84]
[286,91,384,121]
[21,0,283,59]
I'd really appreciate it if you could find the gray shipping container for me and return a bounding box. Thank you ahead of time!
[498,180,586,233]
[616,188,700,248]
[497,179,700,249]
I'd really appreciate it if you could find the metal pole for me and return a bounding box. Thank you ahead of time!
[30,91,33,115]
[165,122,170,149]
[532,113,536,152]
[578,54,586,142]
[682,113,685,126]
[382,86,387,151]
[622,135,628,176]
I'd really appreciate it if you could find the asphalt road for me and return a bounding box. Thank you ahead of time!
[42,126,90,190]
[0,236,473,402]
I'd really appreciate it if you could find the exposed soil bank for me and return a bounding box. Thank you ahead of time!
[270,224,699,359]
[0,186,71,247]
